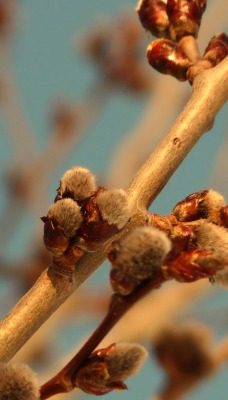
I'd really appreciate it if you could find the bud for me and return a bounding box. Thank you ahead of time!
[147,39,192,81]
[95,189,131,229]
[50,100,77,139]
[171,190,226,223]
[195,221,228,257]
[166,249,221,282]
[74,342,147,395]
[136,0,169,38]
[47,199,82,238]
[109,226,171,295]
[59,166,96,201]
[75,189,132,251]
[166,0,207,41]
[0,362,40,400]
[42,198,82,256]
[204,33,228,67]
[105,342,148,381]
[153,325,214,381]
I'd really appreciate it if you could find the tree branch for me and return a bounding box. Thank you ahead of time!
[0,57,227,362]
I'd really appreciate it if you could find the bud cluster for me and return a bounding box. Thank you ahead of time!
[74,342,148,395]
[149,189,228,284]
[137,0,228,83]
[42,166,132,274]
[79,13,151,93]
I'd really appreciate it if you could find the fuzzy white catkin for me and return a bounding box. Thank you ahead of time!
[106,342,148,381]
[48,198,82,237]
[113,226,171,279]
[95,189,132,229]
[0,363,40,400]
[195,220,228,287]
[203,190,226,223]
[60,166,96,200]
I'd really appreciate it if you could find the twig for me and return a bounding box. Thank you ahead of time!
[0,57,227,362]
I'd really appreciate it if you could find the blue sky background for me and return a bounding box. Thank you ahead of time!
[0,1,228,399]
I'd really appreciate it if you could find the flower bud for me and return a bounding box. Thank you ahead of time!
[153,325,214,381]
[166,0,207,41]
[109,226,171,295]
[75,189,132,251]
[59,166,96,201]
[105,342,148,381]
[171,190,226,223]
[195,221,228,258]
[136,0,169,38]
[74,342,147,395]
[0,362,40,400]
[47,199,82,238]
[147,39,192,81]
[166,249,221,282]
[203,33,228,67]
[95,189,131,229]
[42,198,82,256]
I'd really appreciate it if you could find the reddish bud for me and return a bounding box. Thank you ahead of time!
[136,0,169,38]
[147,39,192,81]
[166,0,207,41]
[204,33,228,67]
[41,216,70,257]
[74,342,147,395]
[171,190,225,223]
[165,249,221,282]
[75,188,131,251]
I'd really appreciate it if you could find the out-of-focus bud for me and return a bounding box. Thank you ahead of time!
[50,100,77,139]
[74,342,147,395]
[203,33,228,67]
[147,39,192,81]
[59,166,96,201]
[136,0,169,38]
[153,324,214,382]
[166,0,207,41]
[220,206,228,228]
[171,190,226,224]
[109,226,171,295]
[0,362,40,400]
[42,198,82,256]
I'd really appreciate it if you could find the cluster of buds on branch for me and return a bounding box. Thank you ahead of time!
[136,0,228,83]
[40,187,228,398]
[79,12,151,93]
[41,166,132,278]
[149,189,228,283]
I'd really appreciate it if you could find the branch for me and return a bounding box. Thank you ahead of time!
[0,57,227,362]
